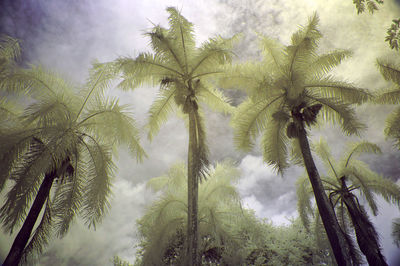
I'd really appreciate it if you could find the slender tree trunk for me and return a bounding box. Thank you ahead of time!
[186,109,199,266]
[340,177,388,266]
[3,170,56,266]
[294,115,354,265]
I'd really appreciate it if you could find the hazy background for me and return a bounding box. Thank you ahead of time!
[1,0,400,265]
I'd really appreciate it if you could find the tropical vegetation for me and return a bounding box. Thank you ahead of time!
[0,61,144,265]
[297,138,400,265]
[100,7,236,265]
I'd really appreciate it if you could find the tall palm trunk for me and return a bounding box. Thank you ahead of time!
[187,107,200,266]
[294,114,354,265]
[340,177,388,266]
[4,169,56,266]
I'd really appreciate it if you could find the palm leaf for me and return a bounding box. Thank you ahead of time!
[80,138,115,229]
[376,58,400,85]
[197,84,234,114]
[231,95,284,151]
[296,175,313,230]
[147,86,178,140]
[307,49,352,77]
[261,114,289,174]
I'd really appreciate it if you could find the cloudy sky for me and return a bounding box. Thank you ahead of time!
[1,0,400,265]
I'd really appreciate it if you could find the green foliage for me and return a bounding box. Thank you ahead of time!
[222,13,369,173]
[113,255,134,266]
[136,161,330,265]
[297,138,400,260]
[386,19,400,51]
[0,63,145,261]
[376,58,400,147]
[392,218,400,248]
[353,0,383,14]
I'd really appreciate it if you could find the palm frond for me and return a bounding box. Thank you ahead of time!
[166,7,195,70]
[289,138,304,166]
[296,175,313,230]
[384,106,400,146]
[377,58,400,85]
[0,138,52,233]
[305,76,371,104]
[307,49,352,77]
[198,85,234,114]
[147,86,178,141]
[374,86,400,104]
[342,141,381,167]
[312,138,340,178]
[392,218,400,247]
[116,53,182,90]
[286,12,322,74]
[1,65,72,97]
[261,114,289,174]
[232,95,284,151]
[258,34,285,70]
[0,35,21,62]
[306,95,365,135]
[80,139,115,229]
[191,34,238,77]
[52,156,83,237]
[189,109,209,181]
[79,96,145,161]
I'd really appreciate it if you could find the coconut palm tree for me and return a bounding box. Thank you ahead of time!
[297,138,399,265]
[102,7,236,265]
[0,65,145,266]
[137,161,242,265]
[376,58,400,148]
[220,13,371,265]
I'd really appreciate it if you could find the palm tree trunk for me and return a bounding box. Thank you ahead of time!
[3,169,56,266]
[187,109,199,266]
[340,177,388,266]
[294,116,354,265]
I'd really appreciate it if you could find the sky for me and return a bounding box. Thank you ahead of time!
[1,0,400,265]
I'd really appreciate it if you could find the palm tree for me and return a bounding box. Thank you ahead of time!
[376,58,400,148]
[297,138,399,265]
[220,13,371,265]
[0,65,145,266]
[103,7,236,265]
[137,161,243,265]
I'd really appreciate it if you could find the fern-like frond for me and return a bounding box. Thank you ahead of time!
[257,34,285,70]
[0,138,52,233]
[52,155,83,237]
[342,141,381,168]
[261,114,289,174]
[307,49,352,77]
[79,96,145,161]
[197,85,234,114]
[286,12,321,74]
[306,95,365,135]
[80,138,115,229]
[166,7,195,70]
[392,218,400,248]
[377,58,400,85]
[384,106,400,147]
[232,95,284,151]
[374,86,400,104]
[289,138,304,166]
[191,34,238,77]
[189,109,209,181]
[147,86,178,140]
[0,35,21,62]
[1,65,72,97]
[312,137,339,178]
[116,53,182,90]
[296,175,313,230]
[305,76,371,104]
